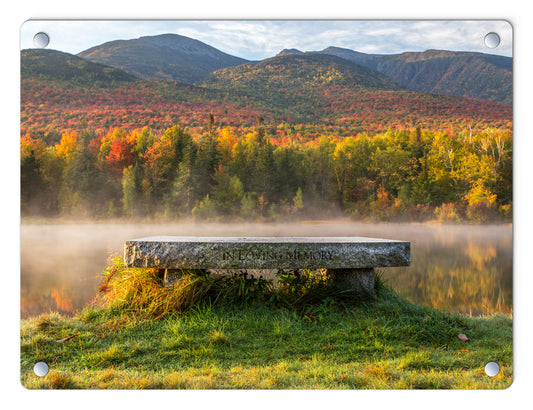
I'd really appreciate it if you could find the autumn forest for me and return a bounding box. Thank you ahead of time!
[20,40,513,223]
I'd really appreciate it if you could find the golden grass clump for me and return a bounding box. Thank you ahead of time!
[97,258,368,319]
[43,371,76,389]
[99,258,217,318]
[209,330,228,345]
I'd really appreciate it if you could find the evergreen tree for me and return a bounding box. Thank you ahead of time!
[274,146,303,203]
[292,187,304,213]
[212,166,245,215]
[168,162,197,215]
[61,131,114,216]
[21,150,44,215]
[253,141,277,203]
[122,162,145,217]
[196,123,221,198]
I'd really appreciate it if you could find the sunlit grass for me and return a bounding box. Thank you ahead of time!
[20,260,512,389]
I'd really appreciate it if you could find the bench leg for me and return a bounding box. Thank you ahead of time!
[163,269,209,287]
[164,269,183,287]
[327,268,375,296]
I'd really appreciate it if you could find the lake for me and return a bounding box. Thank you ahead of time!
[20,221,512,318]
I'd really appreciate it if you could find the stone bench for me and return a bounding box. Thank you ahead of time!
[124,236,410,295]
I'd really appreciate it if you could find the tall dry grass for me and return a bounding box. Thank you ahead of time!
[97,258,369,318]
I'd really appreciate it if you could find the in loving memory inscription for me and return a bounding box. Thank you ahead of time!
[124,237,411,295]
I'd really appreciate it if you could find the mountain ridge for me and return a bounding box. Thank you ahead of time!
[78,33,249,83]
[72,32,512,104]
[316,47,512,104]
[277,48,304,56]
[21,48,138,86]
[21,47,511,138]
[202,52,404,93]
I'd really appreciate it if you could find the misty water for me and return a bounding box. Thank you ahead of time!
[20,222,512,318]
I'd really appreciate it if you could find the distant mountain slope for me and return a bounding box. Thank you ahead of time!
[202,53,404,92]
[21,48,138,86]
[318,47,512,105]
[21,42,512,139]
[73,31,511,104]
[317,46,379,70]
[78,33,249,83]
[376,50,513,105]
[276,48,304,56]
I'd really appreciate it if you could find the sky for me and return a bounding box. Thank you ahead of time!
[20,20,513,60]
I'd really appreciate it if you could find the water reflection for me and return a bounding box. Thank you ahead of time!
[20,222,512,318]
[381,224,512,316]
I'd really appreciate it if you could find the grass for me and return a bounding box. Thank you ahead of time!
[20,260,512,389]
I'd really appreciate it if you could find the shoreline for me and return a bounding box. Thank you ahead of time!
[20,216,513,227]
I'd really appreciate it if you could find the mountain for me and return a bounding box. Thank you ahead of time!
[317,46,378,70]
[78,33,249,83]
[201,53,404,93]
[21,48,138,86]
[73,32,511,104]
[277,48,304,56]
[21,43,512,139]
[317,47,512,105]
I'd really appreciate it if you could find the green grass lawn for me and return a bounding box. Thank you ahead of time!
[20,262,512,389]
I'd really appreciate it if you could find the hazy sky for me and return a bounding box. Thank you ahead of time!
[20,20,512,60]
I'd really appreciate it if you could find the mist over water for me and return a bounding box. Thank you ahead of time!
[20,221,512,318]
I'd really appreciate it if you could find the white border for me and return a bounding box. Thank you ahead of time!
[3,1,531,408]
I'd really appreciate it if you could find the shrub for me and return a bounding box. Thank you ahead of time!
[191,194,216,220]
[365,186,401,221]
[466,202,498,223]
[407,203,434,221]
[499,203,512,220]
[433,203,461,223]
[240,193,256,220]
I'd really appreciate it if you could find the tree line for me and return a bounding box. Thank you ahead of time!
[21,118,512,222]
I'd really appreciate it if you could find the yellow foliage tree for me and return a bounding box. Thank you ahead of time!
[465,180,497,207]
[464,180,497,222]
[217,128,237,162]
[55,131,78,160]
